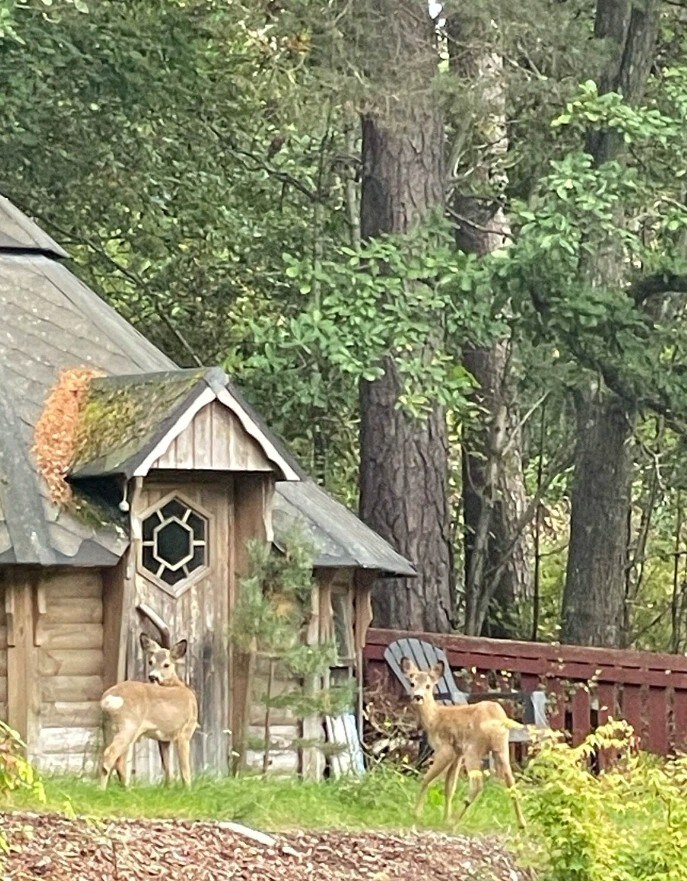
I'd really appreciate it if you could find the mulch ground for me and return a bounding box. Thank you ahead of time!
[0,811,531,881]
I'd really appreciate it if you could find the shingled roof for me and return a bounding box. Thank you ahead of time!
[0,196,414,575]
[273,481,416,576]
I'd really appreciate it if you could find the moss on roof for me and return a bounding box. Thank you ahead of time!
[71,369,207,478]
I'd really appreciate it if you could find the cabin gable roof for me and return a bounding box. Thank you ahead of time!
[69,367,296,481]
[0,195,67,257]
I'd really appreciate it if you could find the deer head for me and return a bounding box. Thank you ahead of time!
[140,632,188,686]
[400,657,445,705]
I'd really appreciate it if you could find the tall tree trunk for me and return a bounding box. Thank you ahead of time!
[461,344,530,638]
[560,0,660,647]
[358,0,454,633]
[448,15,530,637]
[562,390,633,645]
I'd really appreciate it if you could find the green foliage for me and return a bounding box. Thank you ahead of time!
[230,531,315,655]
[522,721,687,881]
[0,0,360,483]
[0,722,44,803]
[500,72,687,412]
[229,219,496,419]
[7,0,687,644]
[230,530,355,771]
[0,722,45,854]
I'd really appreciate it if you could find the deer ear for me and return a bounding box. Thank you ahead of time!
[140,633,159,653]
[400,657,416,675]
[170,639,188,660]
[430,661,445,681]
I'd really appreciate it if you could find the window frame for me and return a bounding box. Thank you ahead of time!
[137,491,211,597]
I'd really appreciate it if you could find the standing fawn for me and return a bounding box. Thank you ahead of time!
[401,657,526,829]
[100,633,198,789]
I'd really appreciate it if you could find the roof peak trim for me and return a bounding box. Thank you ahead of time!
[0,196,68,259]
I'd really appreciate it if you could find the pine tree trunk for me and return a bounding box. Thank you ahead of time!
[447,15,530,637]
[562,391,633,646]
[359,359,453,633]
[461,343,530,638]
[358,0,454,633]
[560,0,660,647]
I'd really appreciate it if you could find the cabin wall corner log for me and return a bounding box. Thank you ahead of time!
[354,571,376,740]
[300,571,334,781]
[5,575,39,745]
[231,473,275,774]
[33,570,105,772]
[102,558,127,691]
[0,568,105,770]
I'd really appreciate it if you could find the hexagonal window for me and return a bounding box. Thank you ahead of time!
[141,497,208,589]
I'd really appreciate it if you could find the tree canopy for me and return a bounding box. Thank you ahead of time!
[6,0,687,648]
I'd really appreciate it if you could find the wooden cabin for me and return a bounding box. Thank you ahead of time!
[0,196,415,780]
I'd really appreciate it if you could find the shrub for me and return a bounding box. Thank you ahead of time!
[520,720,687,881]
[0,722,44,853]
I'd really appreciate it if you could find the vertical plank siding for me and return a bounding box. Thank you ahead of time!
[364,628,687,758]
[151,402,273,472]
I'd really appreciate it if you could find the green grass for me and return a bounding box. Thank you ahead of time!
[8,769,520,836]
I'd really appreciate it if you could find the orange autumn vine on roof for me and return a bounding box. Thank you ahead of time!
[33,367,105,506]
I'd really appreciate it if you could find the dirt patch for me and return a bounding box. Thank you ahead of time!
[0,811,531,881]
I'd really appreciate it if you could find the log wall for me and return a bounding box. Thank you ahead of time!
[34,571,104,774]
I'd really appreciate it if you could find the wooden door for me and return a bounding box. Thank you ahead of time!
[128,478,231,779]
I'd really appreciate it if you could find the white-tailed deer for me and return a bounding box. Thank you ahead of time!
[100,633,198,789]
[401,657,525,829]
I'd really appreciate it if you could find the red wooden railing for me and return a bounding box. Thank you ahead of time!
[364,628,687,757]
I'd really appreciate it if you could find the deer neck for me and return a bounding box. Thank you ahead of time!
[415,693,439,730]
[159,675,186,688]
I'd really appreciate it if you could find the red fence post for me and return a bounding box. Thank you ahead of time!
[571,684,591,747]
[672,688,687,753]
[646,688,670,756]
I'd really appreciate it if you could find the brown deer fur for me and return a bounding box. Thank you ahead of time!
[100,634,198,789]
[401,657,525,828]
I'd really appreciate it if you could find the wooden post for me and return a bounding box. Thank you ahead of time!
[231,648,255,774]
[354,571,376,740]
[5,578,39,750]
[261,655,276,777]
[231,474,274,775]
[32,583,47,647]
[301,576,330,780]
[101,558,127,691]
